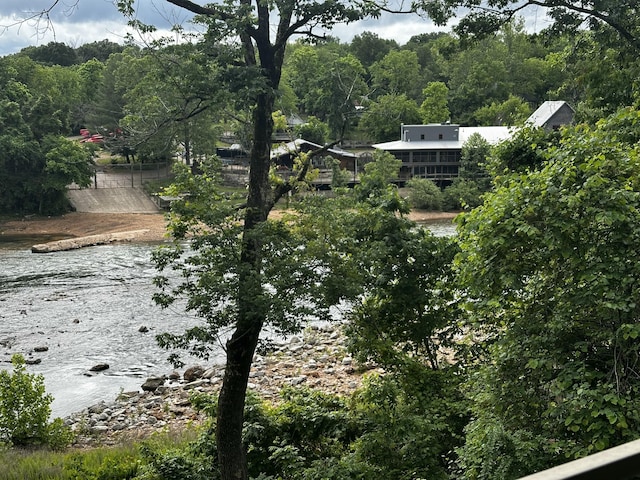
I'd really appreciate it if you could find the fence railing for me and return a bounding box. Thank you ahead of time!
[68,162,172,189]
[518,438,640,480]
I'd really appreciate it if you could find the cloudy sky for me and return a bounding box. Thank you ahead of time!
[0,0,548,56]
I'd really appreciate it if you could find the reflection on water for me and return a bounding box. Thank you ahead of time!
[418,217,458,237]
[0,221,456,418]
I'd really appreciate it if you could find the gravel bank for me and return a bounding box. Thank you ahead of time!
[66,324,377,447]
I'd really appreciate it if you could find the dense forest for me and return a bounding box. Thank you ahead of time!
[2,1,640,478]
[2,13,637,214]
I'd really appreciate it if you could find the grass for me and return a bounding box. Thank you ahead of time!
[0,427,200,480]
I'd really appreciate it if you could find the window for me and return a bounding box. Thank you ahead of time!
[413,151,437,163]
[440,151,461,164]
[393,152,410,163]
[420,134,425,140]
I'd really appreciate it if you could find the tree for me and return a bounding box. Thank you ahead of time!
[455,106,640,477]
[485,125,560,177]
[426,1,640,53]
[295,116,330,145]
[445,36,510,125]
[420,81,450,123]
[75,39,125,63]
[406,177,444,210]
[473,94,531,126]
[0,58,92,214]
[369,49,422,101]
[0,355,72,448]
[350,31,399,69]
[118,42,223,165]
[459,132,492,189]
[554,31,640,120]
[337,151,466,478]
[19,41,79,66]
[403,32,453,81]
[283,40,367,138]
[360,93,422,142]
[113,1,396,478]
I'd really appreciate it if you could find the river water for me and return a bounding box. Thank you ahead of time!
[0,219,456,419]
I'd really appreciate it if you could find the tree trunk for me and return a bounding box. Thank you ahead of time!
[184,124,191,166]
[216,88,274,480]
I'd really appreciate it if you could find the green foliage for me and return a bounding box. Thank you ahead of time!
[151,158,357,365]
[19,42,79,66]
[455,106,640,476]
[294,116,329,145]
[349,31,399,69]
[454,132,493,204]
[330,158,351,188]
[442,178,483,211]
[474,94,531,126]
[0,354,73,449]
[0,57,94,215]
[406,177,444,210]
[354,150,404,207]
[359,93,422,142]
[485,125,560,179]
[420,81,450,124]
[286,45,367,138]
[369,50,422,100]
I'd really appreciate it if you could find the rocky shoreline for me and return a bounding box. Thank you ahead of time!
[65,324,377,447]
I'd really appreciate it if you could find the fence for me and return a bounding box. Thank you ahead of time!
[69,162,172,189]
[518,438,640,480]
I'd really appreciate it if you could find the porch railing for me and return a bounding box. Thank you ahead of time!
[518,438,640,480]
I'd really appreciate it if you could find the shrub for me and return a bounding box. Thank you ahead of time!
[443,178,483,211]
[0,354,73,448]
[406,177,444,210]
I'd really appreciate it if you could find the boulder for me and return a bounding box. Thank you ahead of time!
[90,363,110,372]
[183,365,205,382]
[141,377,165,392]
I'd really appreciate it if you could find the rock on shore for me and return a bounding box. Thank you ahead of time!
[31,230,151,253]
[65,325,379,447]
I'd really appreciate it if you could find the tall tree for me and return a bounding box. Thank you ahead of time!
[420,81,450,123]
[369,49,422,101]
[285,44,367,138]
[360,93,422,141]
[118,42,223,164]
[114,1,395,478]
[349,31,398,69]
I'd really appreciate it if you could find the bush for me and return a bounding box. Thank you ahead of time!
[0,354,73,448]
[443,178,483,211]
[406,177,444,210]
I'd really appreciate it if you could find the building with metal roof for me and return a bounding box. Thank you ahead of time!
[372,101,574,183]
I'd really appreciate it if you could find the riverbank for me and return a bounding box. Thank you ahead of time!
[0,210,458,244]
[0,213,169,243]
[66,324,375,447]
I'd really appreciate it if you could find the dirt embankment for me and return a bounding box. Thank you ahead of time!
[0,210,457,244]
[0,212,170,243]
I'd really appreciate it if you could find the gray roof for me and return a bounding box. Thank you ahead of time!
[373,126,513,151]
[526,101,574,127]
[271,139,356,159]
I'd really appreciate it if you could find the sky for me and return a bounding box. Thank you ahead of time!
[0,0,549,57]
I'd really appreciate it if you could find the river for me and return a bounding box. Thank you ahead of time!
[0,219,456,419]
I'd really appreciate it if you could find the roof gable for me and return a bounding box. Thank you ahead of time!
[526,101,575,129]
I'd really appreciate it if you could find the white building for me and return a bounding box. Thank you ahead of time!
[372,101,574,182]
